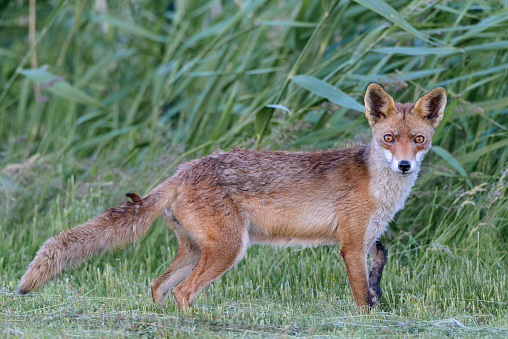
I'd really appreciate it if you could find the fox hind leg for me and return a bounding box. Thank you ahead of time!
[171,213,248,310]
[150,235,201,305]
[368,240,387,306]
[172,238,247,310]
[150,210,201,305]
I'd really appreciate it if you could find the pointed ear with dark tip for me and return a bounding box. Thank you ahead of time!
[364,83,397,126]
[413,87,447,128]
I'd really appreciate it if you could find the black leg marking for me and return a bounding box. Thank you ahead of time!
[368,240,387,306]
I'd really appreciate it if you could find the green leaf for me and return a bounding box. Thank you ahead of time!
[346,69,446,83]
[19,68,103,107]
[452,12,508,45]
[292,122,361,146]
[372,47,459,56]
[434,98,459,138]
[189,67,282,77]
[70,125,141,152]
[291,75,364,112]
[0,47,17,59]
[463,41,508,52]
[266,104,292,115]
[438,62,508,86]
[459,73,504,95]
[353,0,431,43]
[473,97,508,112]
[93,15,168,42]
[432,145,472,188]
[255,106,273,139]
[456,139,508,165]
[260,20,318,27]
[431,146,469,178]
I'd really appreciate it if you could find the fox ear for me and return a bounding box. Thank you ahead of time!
[364,83,397,126]
[413,87,447,128]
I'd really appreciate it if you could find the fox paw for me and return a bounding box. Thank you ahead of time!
[369,286,382,307]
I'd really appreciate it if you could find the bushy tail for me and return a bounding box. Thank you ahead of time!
[17,179,174,294]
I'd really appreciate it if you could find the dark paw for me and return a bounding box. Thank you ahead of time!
[369,286,382,307]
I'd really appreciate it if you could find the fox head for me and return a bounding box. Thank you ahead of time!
[364,84,446,176]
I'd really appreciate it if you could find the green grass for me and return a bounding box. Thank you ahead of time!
[1,0,507,337]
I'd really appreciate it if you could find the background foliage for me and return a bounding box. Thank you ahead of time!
[0,0,507,337]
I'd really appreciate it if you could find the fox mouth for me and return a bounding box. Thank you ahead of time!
[393,169,413,176]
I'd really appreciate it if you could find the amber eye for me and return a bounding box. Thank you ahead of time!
[414,135,425,143]
[384,134,394,143]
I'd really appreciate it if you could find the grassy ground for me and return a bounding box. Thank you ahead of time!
[1,0,507,337]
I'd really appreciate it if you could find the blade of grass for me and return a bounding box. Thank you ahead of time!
[290,75,364,112]
[431,145,472,188]
[353,0,433,44]
[20,68,103,107]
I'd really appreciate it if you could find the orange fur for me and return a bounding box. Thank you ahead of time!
[18,84,446,309]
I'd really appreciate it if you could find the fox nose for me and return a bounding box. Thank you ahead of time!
[398,160,411,172]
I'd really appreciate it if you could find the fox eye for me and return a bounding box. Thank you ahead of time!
[414,135,425,143]
[383,134,394,143]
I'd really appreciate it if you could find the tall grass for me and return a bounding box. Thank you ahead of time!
[0,0,507,337]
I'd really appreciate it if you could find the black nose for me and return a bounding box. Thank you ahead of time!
[398,160,411,172]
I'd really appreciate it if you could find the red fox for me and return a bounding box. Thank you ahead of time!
[18,84,446,309]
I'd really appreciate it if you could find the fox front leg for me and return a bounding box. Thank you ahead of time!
[368,240,387,306]
[340,248,373,307]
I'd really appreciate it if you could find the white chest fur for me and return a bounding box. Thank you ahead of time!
[364,146,418,250]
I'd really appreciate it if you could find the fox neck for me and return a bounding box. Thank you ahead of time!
[364,140,418,250]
